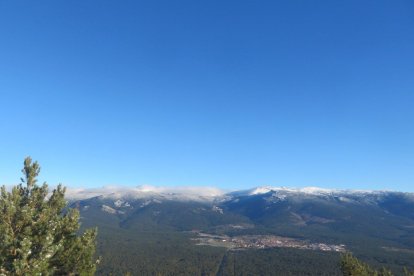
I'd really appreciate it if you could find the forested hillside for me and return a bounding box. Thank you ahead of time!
[72,187,414,275]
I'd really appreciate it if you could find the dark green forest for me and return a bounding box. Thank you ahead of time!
[76,194,414,275]
[92,228,342,275]
[80,220,414,276]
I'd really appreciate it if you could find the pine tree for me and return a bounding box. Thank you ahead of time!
[0,157,98,275]
[340,253,413,276]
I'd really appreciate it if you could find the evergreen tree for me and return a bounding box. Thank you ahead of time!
[0,157,98,275]
[341,252,377,275]
[340,253,413,276]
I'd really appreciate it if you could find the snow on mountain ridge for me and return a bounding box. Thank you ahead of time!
[242,186,383,196]
[65,185,399,201]
[66,185,224,201]
[246,186,333,196]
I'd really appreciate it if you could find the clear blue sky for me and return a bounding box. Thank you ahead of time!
[1,1,413,191]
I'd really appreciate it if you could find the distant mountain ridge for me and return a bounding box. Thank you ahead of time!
[65,185,225,201]
[71,185,414,275]
[66,185,407,201]
[71,184,414,241]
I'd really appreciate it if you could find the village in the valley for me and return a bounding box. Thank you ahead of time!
[192,232,346,253]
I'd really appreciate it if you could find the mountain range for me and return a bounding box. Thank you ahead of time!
[68,186,414,275]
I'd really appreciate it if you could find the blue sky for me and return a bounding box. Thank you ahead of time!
[1,1,413,191]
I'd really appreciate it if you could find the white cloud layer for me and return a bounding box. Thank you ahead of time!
[65,185,225,201]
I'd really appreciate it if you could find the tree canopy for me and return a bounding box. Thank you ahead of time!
[341,253,414,276]
[0,157,98,275]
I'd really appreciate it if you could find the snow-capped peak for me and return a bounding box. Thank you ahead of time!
[242,186,332,196]
[298,187,334,194]
[249,186,275,195]
[238,186,379,197]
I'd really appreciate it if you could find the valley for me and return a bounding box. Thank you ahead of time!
[71,186,414,275]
